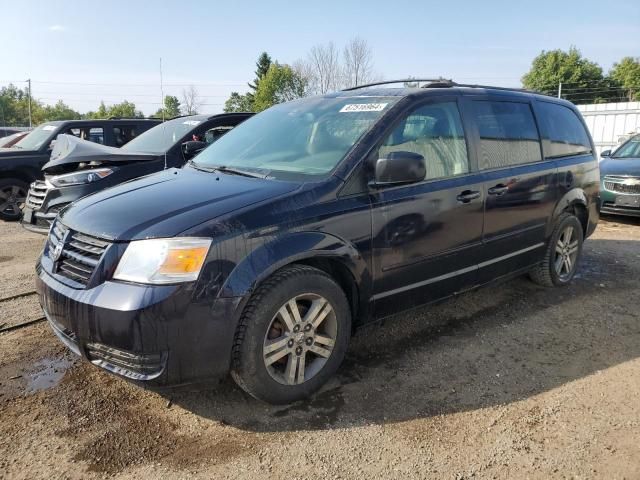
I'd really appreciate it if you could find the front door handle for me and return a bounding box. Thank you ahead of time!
[487,184,509,196]
[456,190,481,203]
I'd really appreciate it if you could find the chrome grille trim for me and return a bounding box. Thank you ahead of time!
[47,222,111,287]
[604,176,640,195]
[26,180,50,209]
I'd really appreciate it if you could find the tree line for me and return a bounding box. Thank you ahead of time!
[522,48,640,103]
[2,44,638,127]
[0,84,204,127]
[225,45,639,113]
[224,37,380,113]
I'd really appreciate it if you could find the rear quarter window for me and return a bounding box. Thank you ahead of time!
[536,102,592,158]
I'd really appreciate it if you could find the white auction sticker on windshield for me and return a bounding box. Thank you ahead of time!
[183,120,201,126]
[340,103,388,113]
[42,125,56,131]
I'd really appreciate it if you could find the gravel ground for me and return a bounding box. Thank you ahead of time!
[1,217,639,479]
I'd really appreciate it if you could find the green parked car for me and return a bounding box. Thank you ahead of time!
[599,134,640,217]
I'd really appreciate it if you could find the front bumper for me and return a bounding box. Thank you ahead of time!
[21,206,58,234]
[36,262,243,385]
[599,185,640,218]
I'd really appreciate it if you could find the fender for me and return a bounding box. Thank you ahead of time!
[218,230,371,311]
[548,188,588,235]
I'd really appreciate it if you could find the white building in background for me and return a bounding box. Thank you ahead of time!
[577,102,640,156]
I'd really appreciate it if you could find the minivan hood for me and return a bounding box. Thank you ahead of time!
[600,157,640,177]
[43,134,158,171]
[59,166,299,241]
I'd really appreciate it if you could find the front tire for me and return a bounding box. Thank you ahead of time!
[231,265,351,404]
[0,178,28,221]
[529,212,584,287]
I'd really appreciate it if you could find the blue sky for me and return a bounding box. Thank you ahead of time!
[1,0,638,115]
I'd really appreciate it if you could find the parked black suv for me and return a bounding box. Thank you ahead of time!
[0,118,160,221]
[36,81,599,404]
[21,113,252,234]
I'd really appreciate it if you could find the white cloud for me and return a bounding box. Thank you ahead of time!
[48,25,66,32]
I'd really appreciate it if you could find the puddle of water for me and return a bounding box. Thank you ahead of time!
[26,356,75,394]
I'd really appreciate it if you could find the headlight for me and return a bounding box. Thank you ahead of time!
[113,238,212,284]
[48,168,114,187]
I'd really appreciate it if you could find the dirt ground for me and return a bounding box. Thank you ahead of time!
[1,216,639,480]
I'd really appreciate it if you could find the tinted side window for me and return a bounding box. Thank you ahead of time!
[379,101,469,180]
[113,125,139,147]
[61,126,105,144]
[536,102,592,158]
[473,101,541,169]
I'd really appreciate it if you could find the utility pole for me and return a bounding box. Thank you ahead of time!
[26,78,32,128]
[557,81,562,99]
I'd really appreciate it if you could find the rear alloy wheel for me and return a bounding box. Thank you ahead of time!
[529,213,584,287]
[554,224,580,282]
[0,179,28,221]
[231,265,351,404]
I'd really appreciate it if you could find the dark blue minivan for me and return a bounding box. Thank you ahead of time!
[36,81,599,404]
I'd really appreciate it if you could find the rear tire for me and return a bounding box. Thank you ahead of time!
[529,213,584,287]
[0,178,28,221]
[231,265,351,404]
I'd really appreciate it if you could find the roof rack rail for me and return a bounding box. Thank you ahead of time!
[342,78,453,91]
[446,82,541,94]
[107,116,160,120]
[343,78,544,96]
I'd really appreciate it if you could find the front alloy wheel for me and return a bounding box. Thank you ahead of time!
[0,180,28,221]
[231,265,351,404]
[263,293,337,385]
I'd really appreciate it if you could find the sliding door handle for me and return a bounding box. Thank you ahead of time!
[488,184,509,196]
[456,190,481,203]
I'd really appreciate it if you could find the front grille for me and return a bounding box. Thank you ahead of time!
[26,180,50,209]
[86,342,165,380]
[48,222,111,286]
[604,177,640,195]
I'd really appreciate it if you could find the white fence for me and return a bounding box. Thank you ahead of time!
[577,102,640,156]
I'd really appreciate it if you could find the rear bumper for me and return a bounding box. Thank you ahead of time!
[36,261,243,385]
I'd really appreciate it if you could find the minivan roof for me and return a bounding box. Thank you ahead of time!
[41,118,161,127]
[331,80,573,106]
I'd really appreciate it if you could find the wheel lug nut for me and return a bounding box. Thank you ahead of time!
[295,347,303,355]
[304,324,312,332]
[287,339,294,348]
[293,325,300,333]
[305,337,313,346]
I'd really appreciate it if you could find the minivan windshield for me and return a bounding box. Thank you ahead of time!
[122,116,203,154]
[14,124,59,150]
[191,96,399,180]
[612,135,640,158]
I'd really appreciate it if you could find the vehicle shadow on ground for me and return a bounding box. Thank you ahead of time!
[170,238,640,432]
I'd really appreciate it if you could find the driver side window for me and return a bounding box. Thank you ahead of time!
[379,101,469,180]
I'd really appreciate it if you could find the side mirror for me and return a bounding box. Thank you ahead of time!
[182,140,207,158]
[600,149,611,157]
[370,151,425,188]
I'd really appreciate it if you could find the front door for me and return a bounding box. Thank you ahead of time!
[370,98,484,318]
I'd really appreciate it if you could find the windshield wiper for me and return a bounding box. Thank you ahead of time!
[188,161,217,173]
[215,165,268,179]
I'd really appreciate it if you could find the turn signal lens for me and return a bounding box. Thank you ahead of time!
[158,247,209,275]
